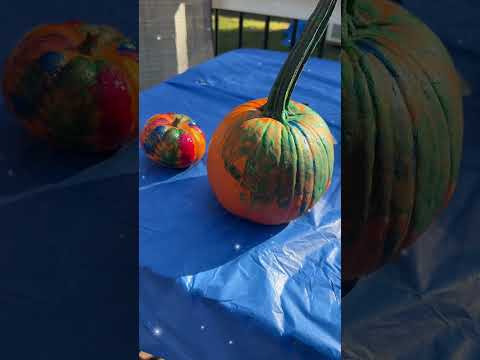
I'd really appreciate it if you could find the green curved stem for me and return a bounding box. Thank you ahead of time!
[172,114,183,127]
[263,0,337,123]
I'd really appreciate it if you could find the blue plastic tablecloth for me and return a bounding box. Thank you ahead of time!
[139,49,341,359]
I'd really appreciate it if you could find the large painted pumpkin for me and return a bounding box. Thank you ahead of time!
[141,113,206,168]
[342,0,463,281]
[2,21,138,152]
[208,1,337,225]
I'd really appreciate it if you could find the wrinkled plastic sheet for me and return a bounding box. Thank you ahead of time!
[343,1,480,359]
[139,49,341,359]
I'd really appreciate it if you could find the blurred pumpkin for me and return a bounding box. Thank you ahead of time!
[342,0,463,281]
[141,113,206,168]
[208,1,337,225]
[2,21,138,152]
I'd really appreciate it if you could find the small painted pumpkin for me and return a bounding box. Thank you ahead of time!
[2,21,138,152]
[342,0,463,281]
[208,1,337,225]
[141,113,206,168]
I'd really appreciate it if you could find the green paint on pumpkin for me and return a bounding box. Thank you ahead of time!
[95,59,108,72]
[342,0,463,280]
[221,108,333,214]
[45,87,96,142]
[58,56,98,90]
[159,127,181,166]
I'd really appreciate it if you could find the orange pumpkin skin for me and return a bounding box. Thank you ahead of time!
[207,98,334,225]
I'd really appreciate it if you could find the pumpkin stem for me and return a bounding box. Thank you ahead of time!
[172,115,182,127]
[79,33,99,55]
[263,0,337,123]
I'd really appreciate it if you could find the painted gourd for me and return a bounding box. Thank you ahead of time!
[141,113,206,168]
[2,21,138,152]
[342,0,463,280]
[208,1,337,225]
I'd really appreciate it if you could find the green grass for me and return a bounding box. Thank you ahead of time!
[213,10,340,60]
[214,11,291,54]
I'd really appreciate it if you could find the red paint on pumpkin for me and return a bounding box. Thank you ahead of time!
[178,132,196,166]
[94,67,133,148]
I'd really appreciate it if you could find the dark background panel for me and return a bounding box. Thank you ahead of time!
[0,1,138,359]
[342,1,480,359]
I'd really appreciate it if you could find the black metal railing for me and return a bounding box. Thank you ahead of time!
[211,0,406,58]
[212,10,328,58]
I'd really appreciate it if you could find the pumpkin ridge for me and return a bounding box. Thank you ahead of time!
[248,119,276,206]
[373,38,448,239]
[406,51,457,196]
[271,123,286,211]
[278,125,296,214]
[288,125,309,217]
[355,41,419,230]
[150,130,166,160]
[358,51,395,267]
[362,51,414,264]
[277,125,288,209]
[402,67,449,245]
[355,38,398,78]
[344,28,381,273]
[358,42,421,258]
[284,126,299,220]
[352,50,376,224]
[356,24,461,198]
[220,117,249,182]
[309,123,331,205]
[383,81,416,259]
[112,56,138,124]
[413,56,454,205]
[386,64,417,257]
[222,117,274,209]
[297,120,327,199]
[290,121,317,211]
[297,119,332,207]
[359,36,454,179]
[159,127,180,167]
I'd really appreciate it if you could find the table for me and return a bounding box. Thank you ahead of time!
[139,49,341,359]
